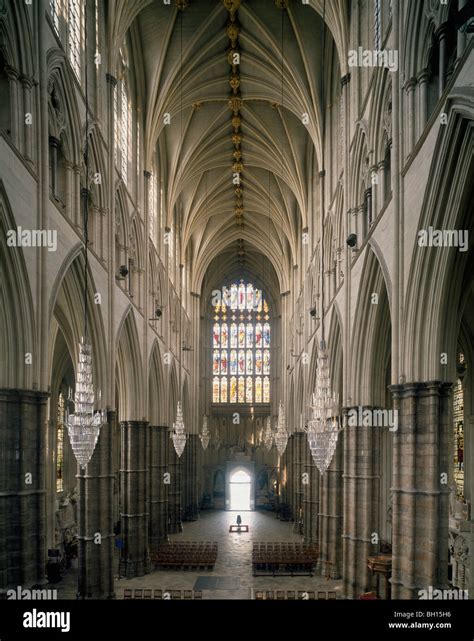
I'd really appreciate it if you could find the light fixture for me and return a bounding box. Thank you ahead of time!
[264,416,273,450]
[306,344,342,474]
[200,415,210,450]
[67,338,106,468]
[274,401,288,456]
[172,401,187,458]
[66,5,105,469]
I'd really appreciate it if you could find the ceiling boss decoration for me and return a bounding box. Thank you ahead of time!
[224,0,245,231]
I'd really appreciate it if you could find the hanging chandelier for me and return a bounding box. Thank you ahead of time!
[200,415,210,450]
[274,401,288,456]
[306,345,342,474]
[172,401,187,457]
[264,416,273,450]
[67,337,105,468]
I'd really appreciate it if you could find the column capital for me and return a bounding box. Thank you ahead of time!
[404,76,417,92]
[417,67,430,85]
[143,170,151,179]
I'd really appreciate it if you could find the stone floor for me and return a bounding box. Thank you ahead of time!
[57,510,343,600]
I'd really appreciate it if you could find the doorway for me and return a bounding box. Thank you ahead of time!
[229,469,252,511]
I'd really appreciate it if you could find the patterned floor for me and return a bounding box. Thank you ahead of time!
[56,510,343,600]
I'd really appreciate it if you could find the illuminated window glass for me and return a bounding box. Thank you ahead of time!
[211,280,270,403]
[68,0,84,80]
[149,170,157,245]
[56,392,65,493]
[120,82,129,183]
[50,0,61,35]
[453,353,466,499]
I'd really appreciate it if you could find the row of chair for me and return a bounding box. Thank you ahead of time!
[123,589,202,600]
[152,542,218,571]
[255,590,337,600]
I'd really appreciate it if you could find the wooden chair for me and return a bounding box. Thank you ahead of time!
[153,589,162,600]
[255,591,264,600]
[317,591,326,600]
[183,590,193,600]
[123,589,132,600]
[307,591,315,600]
[134,589,143,599]
[328,591,337,600]
[143,589,152,600]
[276,590,285,600]
[286,591,295,600]
[172,590,181,600]
[193,590,202,600]
[265,590,274,600]
[297,591,307,600]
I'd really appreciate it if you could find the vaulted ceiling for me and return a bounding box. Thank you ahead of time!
[107,0,349,293]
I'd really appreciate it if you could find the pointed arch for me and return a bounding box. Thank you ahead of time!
[148,339,165,426]
[0,181,35,388]
[116,306,143,421]
[404,101,474,382]
[350,246,392,406]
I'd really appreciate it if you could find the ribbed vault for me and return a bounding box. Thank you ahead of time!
[108,0,345,288]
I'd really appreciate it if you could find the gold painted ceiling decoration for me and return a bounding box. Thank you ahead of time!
[224,0,245,231]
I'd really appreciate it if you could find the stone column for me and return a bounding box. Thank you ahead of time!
[457,0,468,64]
[303,443,320,545]
[77,410,116,599]
[390,382,451,599]
[437,24,448,96]
[119,421,150,578]
[149,426,169,550]
[293,432,306,533]
[168,445,183,534]
[417,69,429,134]
[0,390,48,590]
[342,407,381,598]
[182,434,200,521]
[5,65,19,148]
[319,436,344,579]
[405,78,417,155]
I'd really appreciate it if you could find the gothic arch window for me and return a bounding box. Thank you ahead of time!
[114,60,131,186]
[212,281,270,404]
[67,0,84,80]
[56,391,65,493]
[453,352,466,499]
[374,0,381,50]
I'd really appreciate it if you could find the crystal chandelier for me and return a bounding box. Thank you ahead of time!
[67,337,105,468]
[172,401,187,457]
[264,416,273,450]
[200,415,210,450]
[306,346,342,474]
[274,401,288,456]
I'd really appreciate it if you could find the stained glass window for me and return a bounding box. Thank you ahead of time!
[453,353,466,499]
[56,392,65,493]
[211,280,270,403]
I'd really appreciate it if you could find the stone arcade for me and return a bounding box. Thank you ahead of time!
[0,0,472,606]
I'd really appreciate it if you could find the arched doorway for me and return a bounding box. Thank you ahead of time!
[229,469,252,511]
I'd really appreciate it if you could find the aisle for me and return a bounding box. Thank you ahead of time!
[115,510,343,600]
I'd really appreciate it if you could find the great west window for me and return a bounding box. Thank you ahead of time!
[212,281,270,404]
